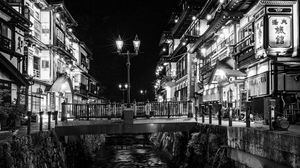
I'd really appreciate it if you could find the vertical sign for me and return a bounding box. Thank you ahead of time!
[255,18,264,51]
[268,16,292,48]
[15,28,24,55]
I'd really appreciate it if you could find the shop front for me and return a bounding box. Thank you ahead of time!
[46,76,73,119]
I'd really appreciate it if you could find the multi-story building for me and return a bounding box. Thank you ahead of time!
[2,0,103,119]
[156,0,300,123]
[155,0,201,102]
[0,0,30,108]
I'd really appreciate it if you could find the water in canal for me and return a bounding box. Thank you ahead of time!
[91,144,168,168]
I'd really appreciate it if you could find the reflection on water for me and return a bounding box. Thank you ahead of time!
[92,144,168,168]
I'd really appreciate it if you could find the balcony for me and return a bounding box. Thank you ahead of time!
[33,69,40,78]
[0,35,12,51]
[171,0,202,38]
[79,84,88,95]
[233,33,255,67]
[54,40,77,61]
[176,71,187,81]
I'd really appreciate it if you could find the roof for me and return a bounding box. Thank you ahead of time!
[47,0,78,26]
[0,53,29,86]
[0,0,31,31]
[208,58,246,84]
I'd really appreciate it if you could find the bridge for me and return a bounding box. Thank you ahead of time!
[55,101,197,136]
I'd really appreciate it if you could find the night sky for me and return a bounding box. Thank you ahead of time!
[65,0,179,102]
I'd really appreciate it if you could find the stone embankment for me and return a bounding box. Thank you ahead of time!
[0,131,106,168]
[150,124,300,168]
[0,131,66,168]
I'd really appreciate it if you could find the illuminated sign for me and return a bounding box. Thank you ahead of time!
[248,73,268,96]
[268,16,292,48]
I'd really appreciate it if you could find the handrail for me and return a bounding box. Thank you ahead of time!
[61,101,194,121]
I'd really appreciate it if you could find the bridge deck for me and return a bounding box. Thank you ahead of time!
[55,117,197,136]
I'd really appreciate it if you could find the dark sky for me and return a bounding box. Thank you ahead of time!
[65,0,179,102]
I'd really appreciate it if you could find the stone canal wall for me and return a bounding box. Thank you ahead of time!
[226,126,300,168]
[150,124,300,168]
[0,131,106,168]
[0,131,66,168]
[150,127,235,168]
[63,134,105,168]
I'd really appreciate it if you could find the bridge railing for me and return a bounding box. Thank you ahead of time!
[61,101,193,121]
[137,101,193,118]
[61,102,124,121]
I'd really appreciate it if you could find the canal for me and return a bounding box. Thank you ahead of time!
[88,134,169,168]
[91,144,168,168]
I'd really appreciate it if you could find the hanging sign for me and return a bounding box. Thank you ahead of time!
[15,28,24,55]
[255,17,264,57]
[268,15,292,48]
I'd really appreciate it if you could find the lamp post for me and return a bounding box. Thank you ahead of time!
[140,89,147,101]
[115,35,141,106]
[118,83,128,104]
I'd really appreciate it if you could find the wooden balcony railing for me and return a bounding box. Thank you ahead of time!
[233,33,254,55]
[0,35,12,50]
[33,69,40,78]
[233,33,255,66]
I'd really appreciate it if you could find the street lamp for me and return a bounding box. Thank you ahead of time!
[118,83,128,104]
[115,35,141,106]
[140,89,147,100]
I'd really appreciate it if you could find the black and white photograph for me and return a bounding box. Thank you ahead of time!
[0,0,300,167]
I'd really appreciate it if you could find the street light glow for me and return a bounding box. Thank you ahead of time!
[133,35,141,53]
[206,14,212,20]
[116,35,124,52]
[55,13,60,18]
[201,48,206,55]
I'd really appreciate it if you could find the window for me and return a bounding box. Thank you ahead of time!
[176,55,187,79]
[240,22,254,39]
[42,60,49,68]
[0,80,11,105]
[0,22,12,49]
[33,56,40,77]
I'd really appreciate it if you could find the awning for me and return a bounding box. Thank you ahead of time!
[222,68,247,77]
[46,76,73,93]
[0,53,29,86]
[208,59,246,84]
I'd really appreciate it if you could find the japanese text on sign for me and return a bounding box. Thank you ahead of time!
[268,16,291,48]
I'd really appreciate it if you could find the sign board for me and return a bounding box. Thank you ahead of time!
[248,73,268,97]
[255,17,264,55]
[15,28,24,55]
[268,15,292,48]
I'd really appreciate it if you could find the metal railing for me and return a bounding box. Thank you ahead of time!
[61,101,194,121]
[62,103,124,120]
[145,101,193,118]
